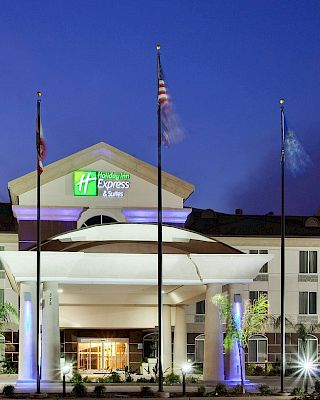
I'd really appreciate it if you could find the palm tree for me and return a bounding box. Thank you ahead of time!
[0,302,18,331]
[213,294,269,393]
[0,302,18,366]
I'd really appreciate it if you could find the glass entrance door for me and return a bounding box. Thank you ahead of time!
[78,338,128,372]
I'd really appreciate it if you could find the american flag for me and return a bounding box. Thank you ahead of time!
[158,61,171,145]
[36,107,46,175]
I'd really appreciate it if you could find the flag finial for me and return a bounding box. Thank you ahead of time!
[279,98,285,105]
[156,44,161,51]
[37,91,42,98]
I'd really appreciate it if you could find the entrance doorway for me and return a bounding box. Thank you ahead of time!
[78,338,129,372]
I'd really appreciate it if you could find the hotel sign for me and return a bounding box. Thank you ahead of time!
[73,170,131,198]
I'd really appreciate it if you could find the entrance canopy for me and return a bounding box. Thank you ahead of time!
[0,224,271,292]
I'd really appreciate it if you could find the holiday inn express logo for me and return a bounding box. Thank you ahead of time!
[73,170,131,198]
[74,171,98,196]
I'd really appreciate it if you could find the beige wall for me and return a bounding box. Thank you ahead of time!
[60,305,158,329]
[19,160,183,209]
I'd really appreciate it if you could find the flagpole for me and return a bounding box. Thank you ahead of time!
[36,91,42,394]
[279,98,286,393]
[156,44,164,393]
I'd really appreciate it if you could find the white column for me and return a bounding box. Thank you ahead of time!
[173,305,187,374]
[225,284,246,382]
[41,282,61,381]
[163,305,172,375]
[203,283,224,382]
[18,282,37,381]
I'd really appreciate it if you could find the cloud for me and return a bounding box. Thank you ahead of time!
[227,131,320,216]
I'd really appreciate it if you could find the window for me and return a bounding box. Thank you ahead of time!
[249,250,268,273]
[300,251,317,273]
[249,291,268,303]
[298,334,318,362]
[196,300,205,315]
[195,334,205,363]
[81,215,116,228]
[299,292,317,314]
[248,334,268,363]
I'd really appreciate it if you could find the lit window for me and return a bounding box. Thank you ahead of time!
[248,334,268,363]
[299,251,317,273]
[299,292,317,315]
[249,250,268,273]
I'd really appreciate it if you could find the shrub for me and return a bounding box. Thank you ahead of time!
[2,385,15,398]
[164,372,180,384]
[315,380,320,394]
[140,386,153,397]
[93,384,106,397]
[197,386,206,396]
[106,372,122,383]
[231,384,243,394]
[126,374,133,382]
[96,377,107,383]
[253,365,264,376]
[259,384,272,395]
[214,382,227,396]
[291,386,303,396]
[268,364,280,376]
[72,382,87,397]
[70,372,82,383]
[186,376,198,383]
[82,375,92,383]
[246,363,255,376]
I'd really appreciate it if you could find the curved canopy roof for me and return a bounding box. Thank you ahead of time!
[0,224,271,290]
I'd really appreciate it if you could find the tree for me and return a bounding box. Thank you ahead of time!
[0,303,18,332]
[0,302,18,364]
[213,293,269,393]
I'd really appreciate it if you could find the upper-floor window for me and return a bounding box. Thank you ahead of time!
[299,292,317,314]
[249,291,268,303]
[249,250,268,273]
[196,300,205,315]
[300,251,317,274]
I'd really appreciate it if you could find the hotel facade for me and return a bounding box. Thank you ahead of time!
[0,142,318,382]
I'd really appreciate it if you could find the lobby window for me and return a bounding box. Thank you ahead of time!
[299,292,317,315]
[299,251,317,273]
[298,334,318,362]
[249,291,268,303]
[196,300,205,315]
[248,334,268,363]
[249,250,268,273]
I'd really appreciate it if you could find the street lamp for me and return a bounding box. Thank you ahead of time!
[62,363,71,397]
[302,360,314,394]
[181,363,192,396]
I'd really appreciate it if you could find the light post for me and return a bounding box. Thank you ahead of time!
[181,363,192,396]
[62,364,71,397]
[302,360,313,394]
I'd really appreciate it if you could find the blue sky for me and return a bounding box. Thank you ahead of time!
[1,0,320,215]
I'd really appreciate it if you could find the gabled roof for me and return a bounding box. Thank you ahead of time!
[8,142,194,205]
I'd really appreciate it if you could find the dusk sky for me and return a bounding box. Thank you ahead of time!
[1,0,320,216]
